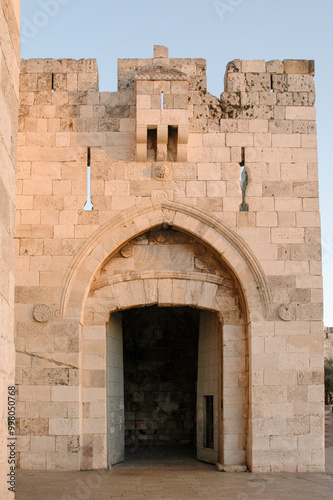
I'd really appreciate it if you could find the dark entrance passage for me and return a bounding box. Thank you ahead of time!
[122,306,200,462]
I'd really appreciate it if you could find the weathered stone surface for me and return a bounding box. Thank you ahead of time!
[278,304,296,321]
[33,304,52,323]
[284,60,315,75]
[216,464,248,472]
[12,44,324,476]
[1,1,21,497]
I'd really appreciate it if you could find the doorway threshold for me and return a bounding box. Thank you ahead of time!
[113,445,215,471]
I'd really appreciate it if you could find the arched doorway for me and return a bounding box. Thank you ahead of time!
[50,202,272,471]
[106,306,221,466]
[80,224,250,469]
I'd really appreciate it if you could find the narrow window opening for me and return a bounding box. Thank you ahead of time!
[147,127,157,161]
[239,147,249,212]
[204,395,214,449]
[167,125,178,162]
[270,74,274,93]
[161,91,164,109]
[87,145,91,167]
[240,146,245,167]
[51,73,55,93]
[84,147,93,211]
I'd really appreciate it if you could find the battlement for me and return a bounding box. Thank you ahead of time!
[20,58,99,92]
[118,45,206,91]
[20,51,315,97]
[221,58,315,122]
[225,59,315,93]
[19,48,317,146]
[225,58,314,77]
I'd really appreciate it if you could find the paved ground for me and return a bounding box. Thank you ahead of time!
[16,413,333,500]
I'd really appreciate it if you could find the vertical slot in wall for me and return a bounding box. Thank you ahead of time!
[84,147,93,211]
[239,147,248,212]
[147,127,157,161]
[204,395,214,449]
[167,125,178,162]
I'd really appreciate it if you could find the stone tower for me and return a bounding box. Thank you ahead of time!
[15,45,324,473]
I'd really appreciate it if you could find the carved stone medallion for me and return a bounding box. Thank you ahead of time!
[154,231,170,244]
[152,190,169,201]
[33,304,52,323]
[120,244,134,258]
[278,303,295,321]
[152,164,170,180]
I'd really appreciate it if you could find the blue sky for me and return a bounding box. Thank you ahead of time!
[20,0,333,326]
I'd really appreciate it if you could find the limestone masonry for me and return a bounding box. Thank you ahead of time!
[0,1,20,498]
[0,36,324,478]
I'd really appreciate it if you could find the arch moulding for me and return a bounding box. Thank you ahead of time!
[56,200,272,321]
[84,272,242,325]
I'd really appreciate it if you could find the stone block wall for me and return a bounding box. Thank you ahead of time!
[0,1,21,498]
[14,46,324,472]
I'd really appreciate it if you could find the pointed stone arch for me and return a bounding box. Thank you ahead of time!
[62,200,270,470]
[56,200,271,322]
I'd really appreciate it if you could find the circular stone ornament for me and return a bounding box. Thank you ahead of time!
[33,304,52,323]
[120,244,133,258]
[154,231,170,244]
[278,303,295,321]
[154,190,169,201]
[152,164,170,180]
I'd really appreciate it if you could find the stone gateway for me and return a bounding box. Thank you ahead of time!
[0,14,325,488]
[14,45,324,473]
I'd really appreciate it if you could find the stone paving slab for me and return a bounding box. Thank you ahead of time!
[16,468,333,500]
